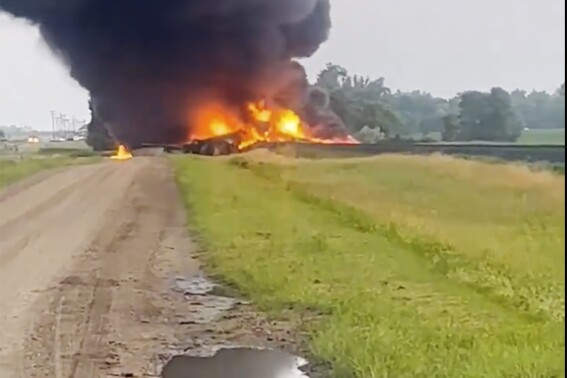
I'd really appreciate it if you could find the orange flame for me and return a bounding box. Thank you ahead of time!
[188,100,358,150]
[110,144,133,160]
[248,101,272,122]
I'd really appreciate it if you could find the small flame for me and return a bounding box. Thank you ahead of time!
[110,144,133,160]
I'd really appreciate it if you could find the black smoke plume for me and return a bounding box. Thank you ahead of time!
[0,0,331,146]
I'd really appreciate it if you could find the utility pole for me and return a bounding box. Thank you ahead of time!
[61,115,68,139]
[50,110,56,140]
[56,113,63,139]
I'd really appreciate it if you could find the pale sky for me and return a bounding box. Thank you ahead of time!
[1,0,565,131]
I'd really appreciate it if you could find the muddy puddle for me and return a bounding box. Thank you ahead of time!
[172,275,240,324]
[161,347,310,378]
[173,275,217,295]
[166,275,312,377]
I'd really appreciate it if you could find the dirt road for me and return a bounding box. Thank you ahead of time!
[0,157,294,378]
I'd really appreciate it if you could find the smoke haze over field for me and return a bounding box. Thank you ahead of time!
[0,0,331,145]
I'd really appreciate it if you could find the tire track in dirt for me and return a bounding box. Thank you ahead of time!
[17,157,205,378]
[1,156,302,378]
[0,166,114,267]
[0,161,130,376]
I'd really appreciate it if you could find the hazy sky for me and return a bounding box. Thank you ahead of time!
[1,0,565,131]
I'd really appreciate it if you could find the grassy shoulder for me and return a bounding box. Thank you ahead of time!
[172,151,565,378]
[0,156,99,189]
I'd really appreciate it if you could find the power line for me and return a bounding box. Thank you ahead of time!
[49,111,88,141]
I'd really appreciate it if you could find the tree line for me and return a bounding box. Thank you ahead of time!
[313,63,565,143]
[85,63,564,150]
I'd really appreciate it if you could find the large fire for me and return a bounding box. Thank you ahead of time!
[188,100,358,150]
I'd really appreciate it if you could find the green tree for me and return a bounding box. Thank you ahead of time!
[316,63,349,91]
[313,63,563,141]
[385,91,451,136]
[487,87,522,141]
[557,83,565,97]
[555,83,565,128]
[419,115,444,137]
[510,85,565,130]
[457,88,522,142]
[441,114,460,141]
[316,63,403,138]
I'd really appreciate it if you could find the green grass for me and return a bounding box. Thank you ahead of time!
[518,128,565,145]
[416,128,565,145]
[172,151,565,378]
[37,147,99,158]
[0,156,98,188]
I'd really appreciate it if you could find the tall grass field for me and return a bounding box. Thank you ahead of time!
[172,151,564,378]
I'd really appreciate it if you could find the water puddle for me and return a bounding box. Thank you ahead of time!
[173,275,217,295]
[167,276,311,377]
[172,275,239,324]
[161,347,311,378]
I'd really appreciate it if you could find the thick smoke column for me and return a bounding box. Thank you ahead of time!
[0,0,331,146]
